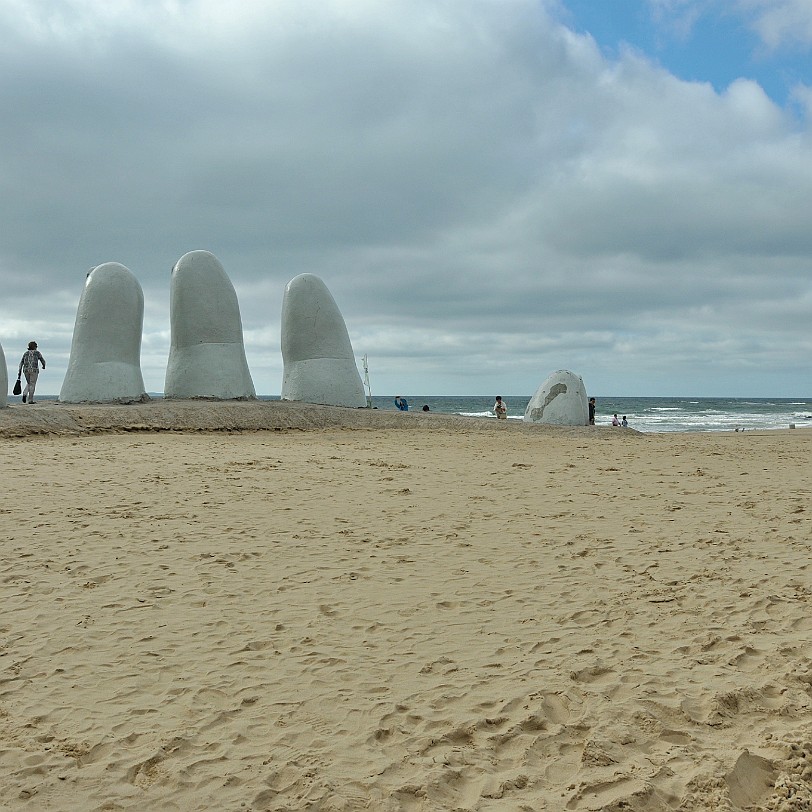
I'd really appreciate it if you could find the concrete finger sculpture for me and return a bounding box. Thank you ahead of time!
[0,342,7,408]
[164,250,256,400]
[524,369,589,426]
[281,273,366,407]
[59,262,149,403]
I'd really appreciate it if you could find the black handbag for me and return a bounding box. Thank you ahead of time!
[13,378,22,396]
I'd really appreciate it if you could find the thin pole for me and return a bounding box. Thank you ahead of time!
[362,354,372,408]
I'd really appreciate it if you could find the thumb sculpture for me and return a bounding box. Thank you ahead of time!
[164,250,256,400]
[0,341,7,408]
[59,262,149,403]
[524,369,589,426]
[280,273,366,407]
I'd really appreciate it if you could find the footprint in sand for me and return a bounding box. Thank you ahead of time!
[544,741,581,783]
[570,664,616,685]
[541,693,571,724]
[659,728,693,746]
[565,775,645,811]
[728,646,762,670]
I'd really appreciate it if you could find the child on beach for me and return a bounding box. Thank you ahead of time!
[493,396,507,419]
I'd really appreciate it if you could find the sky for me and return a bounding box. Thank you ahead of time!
[1,0,811,398]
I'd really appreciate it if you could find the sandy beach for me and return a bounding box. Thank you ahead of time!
[1,402,811,811]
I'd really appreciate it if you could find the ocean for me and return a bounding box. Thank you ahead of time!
[364,395,812,433]
[19,394,812,433]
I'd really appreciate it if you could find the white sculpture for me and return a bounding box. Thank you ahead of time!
[524,369,589,426]
[164,250,256,400]
[281,273,366,407]
[59,263,149,404]
[0,342,7,408]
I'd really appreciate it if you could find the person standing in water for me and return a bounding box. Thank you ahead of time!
[493,395,507,419]
[19,341,46,404]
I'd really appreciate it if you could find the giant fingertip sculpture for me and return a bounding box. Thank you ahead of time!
[59,262,149,404]
[524,369,589,426]
[281,273,366,407]
[0,342,7,408]
[164,250,256,400]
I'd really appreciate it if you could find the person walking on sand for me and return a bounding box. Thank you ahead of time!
[19,341,46,404]
[612,413,621,427]
[493,395,507,419]
[588,397,596,425]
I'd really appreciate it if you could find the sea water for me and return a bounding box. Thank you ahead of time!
[364,395,812,433]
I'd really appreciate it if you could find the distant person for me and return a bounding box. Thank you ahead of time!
[422,404,430,412]
[493,395,507,419]
[621,416,628,428]
[612,413,620,427]
[394,396,409,411]
[588,397,596,425]
[19,341,46,404]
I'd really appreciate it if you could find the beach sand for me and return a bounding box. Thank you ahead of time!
[1,402,811,810]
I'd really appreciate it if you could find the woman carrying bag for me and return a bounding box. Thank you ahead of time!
[18,341,45,404]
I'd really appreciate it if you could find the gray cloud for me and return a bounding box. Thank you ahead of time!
[1,0,811,397]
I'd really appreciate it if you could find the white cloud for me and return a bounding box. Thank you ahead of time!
[645,0,812,50]
[738,0,812,50]
[645,0,709,40]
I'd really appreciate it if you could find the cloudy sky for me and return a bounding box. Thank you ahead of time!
[2,0,811,397]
